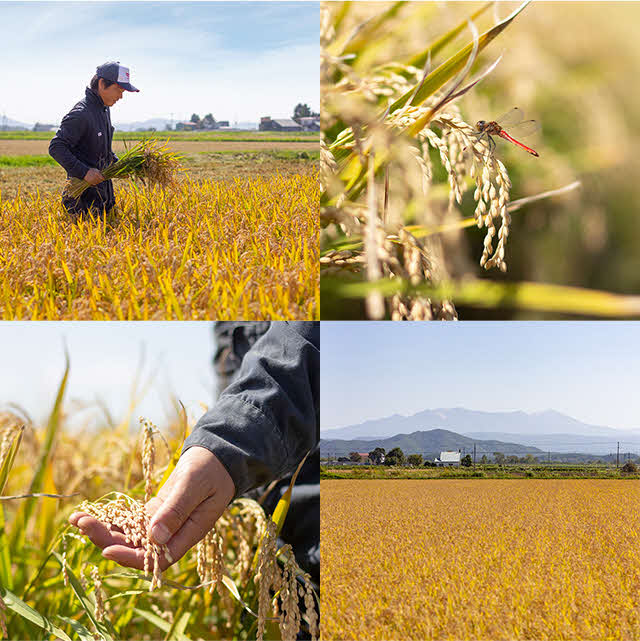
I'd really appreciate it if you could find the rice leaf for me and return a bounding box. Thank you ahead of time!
[405,1,494,73]
[271,450,311,539]
[165,609,191,641]
[132,607,191,641]
[104,589,148,600]
[158,401,189,491]
[52,552,116,641]
[57,616,97,641]
[327,277,640,318]
[0,507,12,591]
[393,1,531,116]
[1,585,72,641]
[328,2,406,61]
[29,349,69,497]
[10,353,68,551]
[220,575,259,617]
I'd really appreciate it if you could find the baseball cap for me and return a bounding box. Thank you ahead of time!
[96,61,140,92]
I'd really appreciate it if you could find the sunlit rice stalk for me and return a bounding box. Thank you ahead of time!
[0,388,319,640]
[64,140,183,200]
[0,172,319,320]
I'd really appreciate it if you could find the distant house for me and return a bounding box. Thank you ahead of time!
[175,121,197,132]
[259,117,303,132]
[217,120,230,128]
[33,122,55,132]
[434,451,461,467]
[297,116,320,132]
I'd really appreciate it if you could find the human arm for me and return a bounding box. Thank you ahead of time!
[181,320,320,498]
[49,110,98,180]
[69,321,319,567]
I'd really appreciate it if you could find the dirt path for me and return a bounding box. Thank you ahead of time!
[0,139,318,156]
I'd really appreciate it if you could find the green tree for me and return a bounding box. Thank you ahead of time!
[407,454,423,467]
[622,461,638,475]
[493,452,505,465]
[385,447,405,466]
[293,103,311,121]
[480,454,488,465]
[368,447,386,465]
[190,113,201,128]
[202,113,216,129]
[349,451,362,463]
[461,454,472,467]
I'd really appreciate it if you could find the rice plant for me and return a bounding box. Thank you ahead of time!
[64,140,183,200]
[0,367,319,640]
[320,1,640,319]
[322,479,640,640]
[0,171,319,320]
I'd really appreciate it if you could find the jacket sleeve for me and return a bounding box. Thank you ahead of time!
[49,110,91,179]
[110,127,118,164]
[183,321,320,498]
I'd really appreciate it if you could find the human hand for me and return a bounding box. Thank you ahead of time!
[84,168,105,185]
[69,446,235,571]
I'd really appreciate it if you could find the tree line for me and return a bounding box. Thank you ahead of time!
[336,448,640,469]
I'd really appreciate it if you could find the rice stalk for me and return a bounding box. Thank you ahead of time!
[63,140,183,201]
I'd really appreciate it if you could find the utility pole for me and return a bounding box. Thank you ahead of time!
[548,451,550,464]
[617,442,620,469]
[473,443,476,469]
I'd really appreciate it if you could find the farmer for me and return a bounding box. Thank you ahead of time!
[49,62,139,221]
[69,321,320,588]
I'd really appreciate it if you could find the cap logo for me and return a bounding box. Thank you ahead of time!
[117,66,130,83]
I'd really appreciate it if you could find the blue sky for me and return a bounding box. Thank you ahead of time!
[321,322,640,431]
[0,322,216,431]
[0,1,319,124]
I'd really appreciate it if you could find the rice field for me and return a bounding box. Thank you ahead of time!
[0,171,318,320]
[321,479,640,640]
[0,376,318,640]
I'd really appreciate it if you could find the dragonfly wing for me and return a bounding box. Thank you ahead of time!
[495,107,524,128]
[508,119,541,138]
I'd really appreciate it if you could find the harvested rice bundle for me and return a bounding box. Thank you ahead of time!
[64,140,183,200]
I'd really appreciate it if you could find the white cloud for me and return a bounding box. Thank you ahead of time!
[0,1,319,123]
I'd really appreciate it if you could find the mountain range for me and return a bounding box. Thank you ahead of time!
[321,408,640,455]
[1,115,259,131]
[320,428,545,459]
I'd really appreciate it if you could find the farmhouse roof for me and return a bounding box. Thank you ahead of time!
[273,118,303,129]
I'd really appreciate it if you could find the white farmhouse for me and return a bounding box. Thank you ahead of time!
[434,451,461,467]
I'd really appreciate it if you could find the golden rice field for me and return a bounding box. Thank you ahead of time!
[0,375,318,640]
[321,479,640,641]
[0,172,319,319]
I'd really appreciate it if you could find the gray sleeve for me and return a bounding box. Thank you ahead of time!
[183,321,319,498]
[49,110,91,179]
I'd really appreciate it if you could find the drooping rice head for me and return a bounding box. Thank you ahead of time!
[63,140,184,201]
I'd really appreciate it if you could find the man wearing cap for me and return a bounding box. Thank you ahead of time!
[49,62,139,221]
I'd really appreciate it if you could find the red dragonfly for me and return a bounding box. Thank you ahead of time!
[473,108,540,157]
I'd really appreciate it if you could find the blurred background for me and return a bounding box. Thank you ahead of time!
[0,322,214,430]
[323,2,640,319]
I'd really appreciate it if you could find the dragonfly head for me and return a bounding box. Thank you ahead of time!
[475,120,487,132]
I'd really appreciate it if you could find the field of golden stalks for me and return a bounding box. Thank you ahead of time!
[0,172,318,320]
[0,366,318,640]
[322,479,640,640]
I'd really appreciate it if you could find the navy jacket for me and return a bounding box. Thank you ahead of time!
[183,321,320,582]
[184,321,320,497]
[49,88,117,212]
